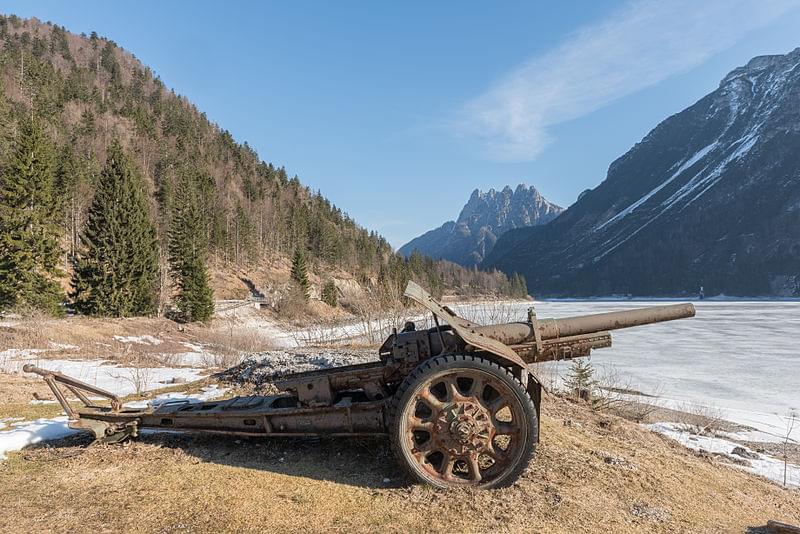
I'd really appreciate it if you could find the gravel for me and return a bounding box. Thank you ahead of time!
[214,348,379,393]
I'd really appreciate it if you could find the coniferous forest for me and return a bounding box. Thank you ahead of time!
[0,16,526,318]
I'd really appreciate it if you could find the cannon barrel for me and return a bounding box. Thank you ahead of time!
[475,303,696,346]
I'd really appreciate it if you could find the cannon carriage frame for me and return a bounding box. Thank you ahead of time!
[25,282,695,489]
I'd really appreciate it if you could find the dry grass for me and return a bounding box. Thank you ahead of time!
[193,323,268,357]
[0,312,268,375]
[0,394,797,533]
[673,402,732,434]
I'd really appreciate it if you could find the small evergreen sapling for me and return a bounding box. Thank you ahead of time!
[321,279,338,307]
[290,248,310,300]
[565,358,597,402]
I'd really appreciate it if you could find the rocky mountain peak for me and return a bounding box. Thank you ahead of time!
[720,47,800,87]
[399,184,563,267]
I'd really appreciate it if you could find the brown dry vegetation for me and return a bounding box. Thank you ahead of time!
[0,313,276,368]
[1,394,797,533]
[0,314,270,405]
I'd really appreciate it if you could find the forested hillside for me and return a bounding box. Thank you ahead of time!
[0,15,521,316]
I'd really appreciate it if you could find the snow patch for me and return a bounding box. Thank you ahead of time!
[0,348,49,360]
[181,342,205,353]
[113,335,162,345]
[0,358,208,397]
[662,133,759,211]
[595,141,719,232]
[647,422,799,488]
[0,416,79,460]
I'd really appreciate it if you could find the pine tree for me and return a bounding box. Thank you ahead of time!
[290,247,310,299]
[565,358,597,402]
[71,140,159,316]
[168,171,214,322]
[510,272,529,298]
[321,279,338,307]
[0,115,64,314]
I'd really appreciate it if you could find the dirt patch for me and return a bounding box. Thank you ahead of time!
[0,373,53,405]
[1,394,798,533]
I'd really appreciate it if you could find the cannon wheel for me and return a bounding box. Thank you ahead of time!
[388,355,537,489]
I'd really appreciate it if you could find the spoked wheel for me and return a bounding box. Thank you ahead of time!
[389,355,538,489]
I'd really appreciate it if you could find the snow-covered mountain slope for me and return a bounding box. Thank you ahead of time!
[398,184,563,267]
[484,49,800,297]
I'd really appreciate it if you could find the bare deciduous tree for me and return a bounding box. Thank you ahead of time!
[779,409,798,487]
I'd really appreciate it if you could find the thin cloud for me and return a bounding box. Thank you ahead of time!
[455,0,799,161]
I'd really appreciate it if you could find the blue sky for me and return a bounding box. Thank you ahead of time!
[3,1,800,247]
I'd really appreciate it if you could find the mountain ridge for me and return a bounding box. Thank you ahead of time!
[399,183,563,267]
[483,47,800,297]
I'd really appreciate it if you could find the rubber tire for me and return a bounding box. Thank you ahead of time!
[388,354,538,489]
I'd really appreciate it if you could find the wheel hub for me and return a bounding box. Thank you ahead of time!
[433,400,492,455]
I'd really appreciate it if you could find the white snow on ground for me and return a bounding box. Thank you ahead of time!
[453,300,800,442]
[181,342,205,353]
[277,314,427,348]
[0,348,48,360]
[161,342,217,367]
[0,357,208,397]
[215,305,288,343]
[113,335,162,345]
[647,422,800,488]
[0,417,78,460]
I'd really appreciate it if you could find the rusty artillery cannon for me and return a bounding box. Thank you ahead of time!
[24,281,695,489]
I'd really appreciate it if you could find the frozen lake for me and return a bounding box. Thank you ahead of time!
[451,300,800,441]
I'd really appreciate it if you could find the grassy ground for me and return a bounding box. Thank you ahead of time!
[1,394,797,533]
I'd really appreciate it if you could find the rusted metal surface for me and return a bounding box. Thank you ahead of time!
[399,367,525,486]
[24,282,696,489]
[475,303,695,346]
[513,331,613,362]
[403,282,694,366]
[767,520,800,534]
[404,281,530,370]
